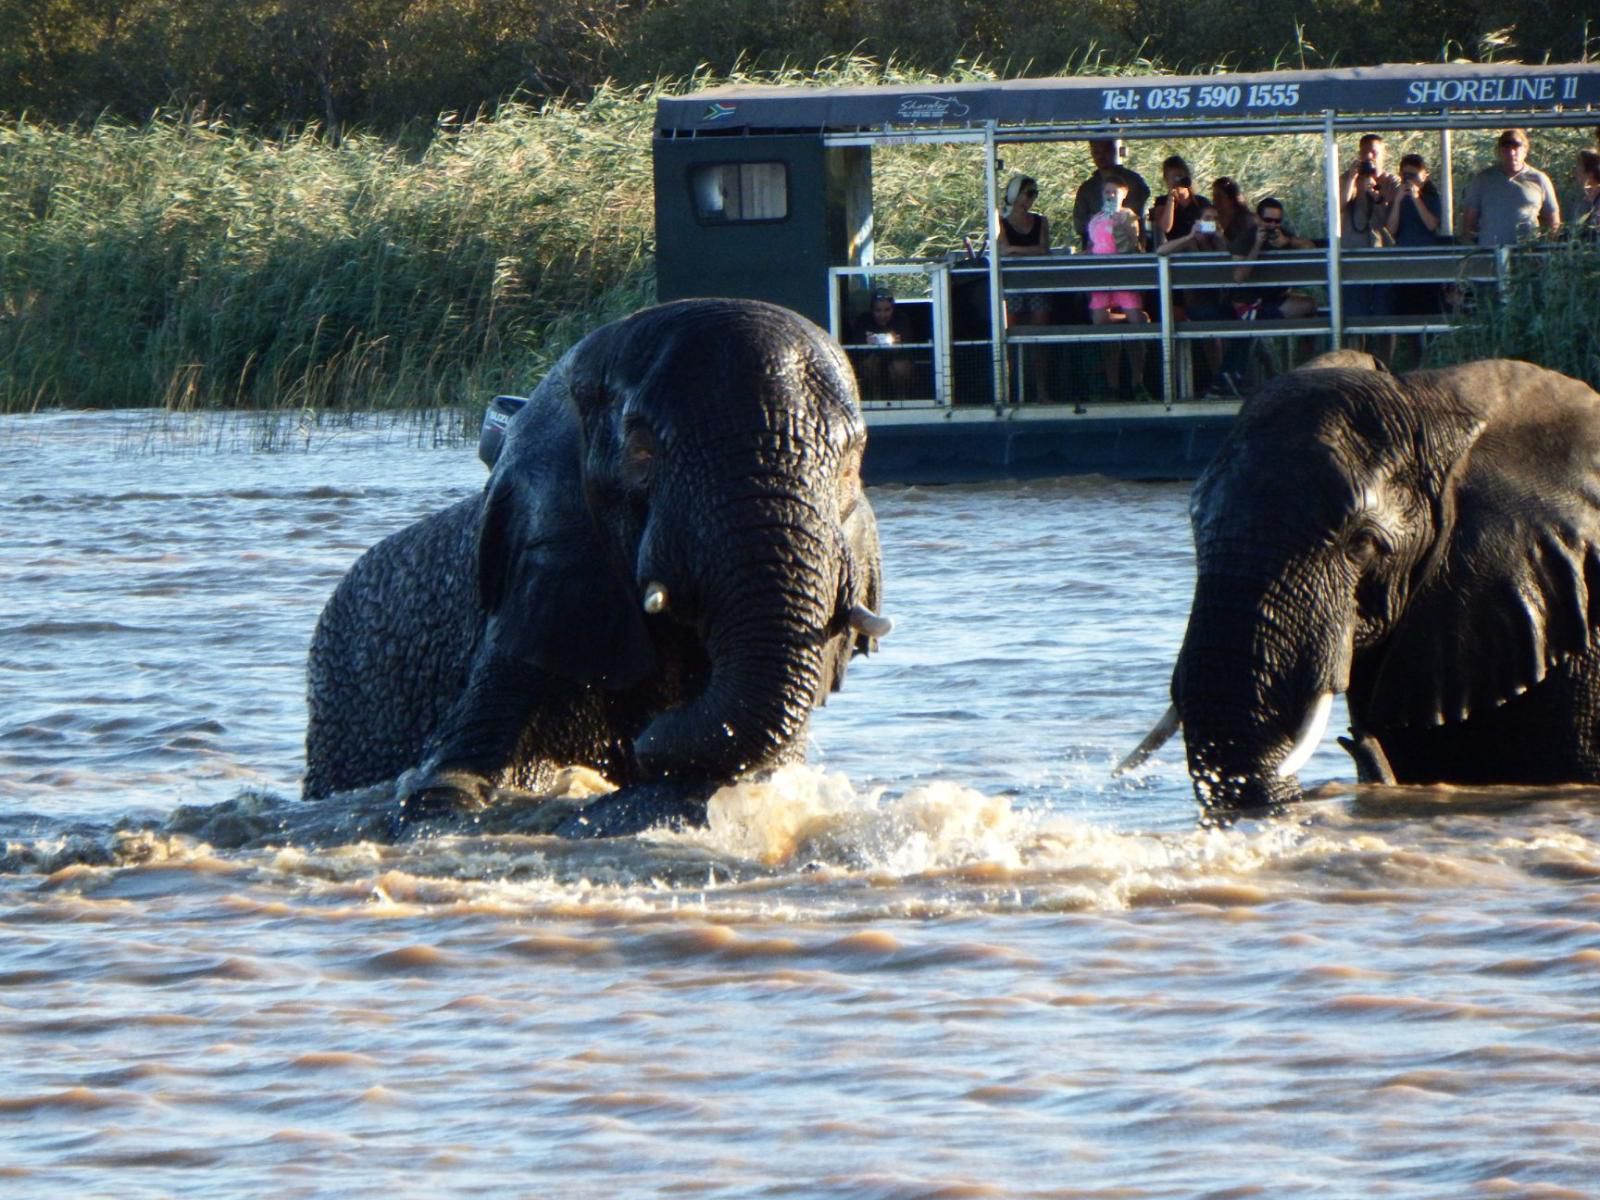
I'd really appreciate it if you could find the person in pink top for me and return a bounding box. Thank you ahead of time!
[1086,177,1152,400]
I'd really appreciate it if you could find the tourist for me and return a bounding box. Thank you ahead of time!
[848,289,918,400]
[1156,202,1234,387]
[1149,155,1205,247]
[998,174,1055,401]
[1339,134,1396,329]
[1086,176,1152,399]
[1462,128,1561,246]
[1073,140,1150,251]
[1573,149,1600,238]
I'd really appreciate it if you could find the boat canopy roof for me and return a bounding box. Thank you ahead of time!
[656,61,1600,141]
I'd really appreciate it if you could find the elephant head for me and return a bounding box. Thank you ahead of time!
[457,298,885,798]
[1135,356,1600,818]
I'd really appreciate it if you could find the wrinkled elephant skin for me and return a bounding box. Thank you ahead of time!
[304,299,887,837]
[1167,355,1600,819]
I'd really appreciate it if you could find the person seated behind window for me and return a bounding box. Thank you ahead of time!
[1150,156,1206,248]
[1215,197,1319,387]
[1232,197,1318,320]
[1156,204,1232,312]
[1086,177,1152,400]
[998,174,1051,259]
[847,290,917,401]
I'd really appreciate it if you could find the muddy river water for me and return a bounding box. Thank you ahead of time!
[3,409,1598,1198]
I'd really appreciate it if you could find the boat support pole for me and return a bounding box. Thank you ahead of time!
[984,123,1008,411]
[1322,109,1343,350]
[1438,126,1455,239]
[1158,254,1176,404]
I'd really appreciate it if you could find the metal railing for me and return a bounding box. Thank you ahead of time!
[830,244,1509,409]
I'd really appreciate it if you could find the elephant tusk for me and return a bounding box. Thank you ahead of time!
[847,605,893,639]
[642,581,669,615]
[1112,704,1181,777]
[1277,692,1334,778]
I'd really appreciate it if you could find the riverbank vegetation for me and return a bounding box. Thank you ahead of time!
[2,53,1596,413]
[3,0,1587,132]
[0,82,662,411]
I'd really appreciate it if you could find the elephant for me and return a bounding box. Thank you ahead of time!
[303,298,889,837]
[1122,353,1600,818]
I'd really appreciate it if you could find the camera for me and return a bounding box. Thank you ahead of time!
[1356,160,1377,177]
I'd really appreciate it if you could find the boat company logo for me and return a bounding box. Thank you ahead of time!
[896,95,971,121]
[701,102,738,122]
[1404,73,1580,105]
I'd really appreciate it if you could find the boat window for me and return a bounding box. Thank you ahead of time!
[689,162,789,223]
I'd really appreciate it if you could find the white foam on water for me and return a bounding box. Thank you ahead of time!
[11,765,1595,923]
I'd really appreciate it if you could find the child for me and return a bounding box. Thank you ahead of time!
[1085,178,1152,399]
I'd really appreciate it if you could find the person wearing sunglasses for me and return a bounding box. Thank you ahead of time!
[997,174,1056,401]
[1232,197,1317,317]
[998,175,1051,259]
[1462,128,1561,247]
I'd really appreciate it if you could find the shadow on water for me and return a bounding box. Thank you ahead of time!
[1341,781,1600,819]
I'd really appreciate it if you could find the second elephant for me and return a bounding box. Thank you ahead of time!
[1136,355,1600,817]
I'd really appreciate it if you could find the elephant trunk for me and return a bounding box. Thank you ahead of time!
[1174,570,1346,816]
[632,500,836,784]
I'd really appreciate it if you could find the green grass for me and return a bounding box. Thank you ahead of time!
[1,55,1596,415]
[1426,237,1600,382]
[0,84,661,413]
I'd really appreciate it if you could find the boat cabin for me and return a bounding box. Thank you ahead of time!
[653,62,1600,483]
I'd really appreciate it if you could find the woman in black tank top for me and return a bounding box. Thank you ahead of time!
[999,175,1050,255]
[997,174,1054,401]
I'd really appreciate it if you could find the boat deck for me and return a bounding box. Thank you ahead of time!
[861,400,1239,485]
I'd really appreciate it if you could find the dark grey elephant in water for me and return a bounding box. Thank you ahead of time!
[1124,354,1600,819]
[304,299,888,837]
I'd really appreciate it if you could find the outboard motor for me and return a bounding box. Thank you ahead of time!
[477,395,530,468]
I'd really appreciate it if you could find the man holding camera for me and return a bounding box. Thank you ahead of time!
[1208,197,1318,388]
[1340,134,1397,249]
[1339,134,1396,331]
[1231,197,1318,320]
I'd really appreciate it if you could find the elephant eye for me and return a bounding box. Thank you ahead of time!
[837,461,859,518]
[1346,525,1391,564]
[621,425,660,492]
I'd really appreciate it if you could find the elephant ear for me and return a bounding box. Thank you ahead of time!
[476,390,655,690]
[1363,364,1600,728]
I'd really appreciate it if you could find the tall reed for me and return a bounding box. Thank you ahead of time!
[0,87,660,413]
[1426,238,1600,383]
[2,56,1596,414]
